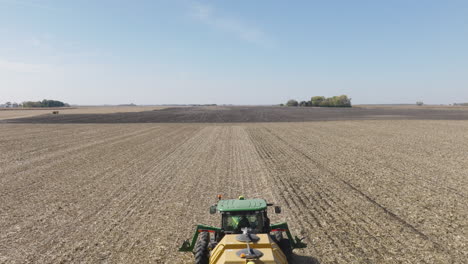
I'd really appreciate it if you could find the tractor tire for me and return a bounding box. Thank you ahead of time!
[278,238,293,260]
[194,231,210,264]
[272,231,292,259]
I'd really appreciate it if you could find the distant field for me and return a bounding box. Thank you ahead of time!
[0,106,166,120]
[356,104,468,110]
[0,120,467,263]
[5,105,468,123]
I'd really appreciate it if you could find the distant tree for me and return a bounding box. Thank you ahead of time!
[279,103,284,106]
[333,95,352,107]
[22,101,41,107]
[286,99,299,107]
[416,101,424,106]
[311,96,326,106]
[5,101,11,108]
[310,95,351,107]
[41,99,66,107]
[319,98,331,107]
[285,95,351,108]
[22,99,69,108]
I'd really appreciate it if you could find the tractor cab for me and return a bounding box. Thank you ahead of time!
[222,210,264,233]
[209,196,282,235]
[180,195,305,264]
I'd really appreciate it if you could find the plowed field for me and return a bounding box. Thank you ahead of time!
[6,106,468,123]
[1,120,467,263]
[0,106,166,121]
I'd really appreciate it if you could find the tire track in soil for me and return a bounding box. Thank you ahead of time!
[175,125,279,264]
[158,126,242,263]
[47,125,225,263]
[247,127,356,264]
[123,125,260,263]
[266,125,453,261]
[315,121,468,193]
[275,122,467,262]
[0,126,169,221]
[0,125,163,191]
[256,128,394,262]
[276,123,462,262]
[0,125,175,221]
[0,125,118,169]
[76,128,209,263]
[265,125,439,241]
[45,125,202,263]
[0,125,202,263]
[0,125,122,153]
[247,125,450,264]
[173,126,256,263]
[300,121,468,196]
[169,126,234,264]
[0,127,144,176]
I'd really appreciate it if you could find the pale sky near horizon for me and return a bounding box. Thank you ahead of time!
[1,0,467,105]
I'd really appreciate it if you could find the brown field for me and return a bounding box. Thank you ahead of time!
[1,108,467,264]
[0,106,166,120]
[356,104,468,111]
[5,106,468,123]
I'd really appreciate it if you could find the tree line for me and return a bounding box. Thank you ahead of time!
[2,99,69,108]
[283,95,352,107]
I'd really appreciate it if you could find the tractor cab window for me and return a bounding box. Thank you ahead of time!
[222,211,263,233]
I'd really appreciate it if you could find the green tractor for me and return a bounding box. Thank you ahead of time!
[179,196,306,264]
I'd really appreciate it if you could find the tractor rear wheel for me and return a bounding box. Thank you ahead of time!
[194,231,210,264]
[278,238,293,260]
[273,231,292,260]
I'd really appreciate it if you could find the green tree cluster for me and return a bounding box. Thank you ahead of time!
[22,99,69,108]
[286,99,299,107]
[314,95,351,107]
[285,95,352,107]
[311,96,326,106]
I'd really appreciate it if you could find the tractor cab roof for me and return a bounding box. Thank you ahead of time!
[217,198,267,212]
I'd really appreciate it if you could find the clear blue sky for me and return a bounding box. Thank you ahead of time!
[1,0,467,105]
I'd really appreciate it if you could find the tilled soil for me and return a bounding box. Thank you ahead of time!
[0,121,467,263]
[4,106,468,123]
[0,106,166,120]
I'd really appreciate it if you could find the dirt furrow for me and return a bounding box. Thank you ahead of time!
[1,120,466,264]
[247,125,452,263]
[275,122,467,261]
